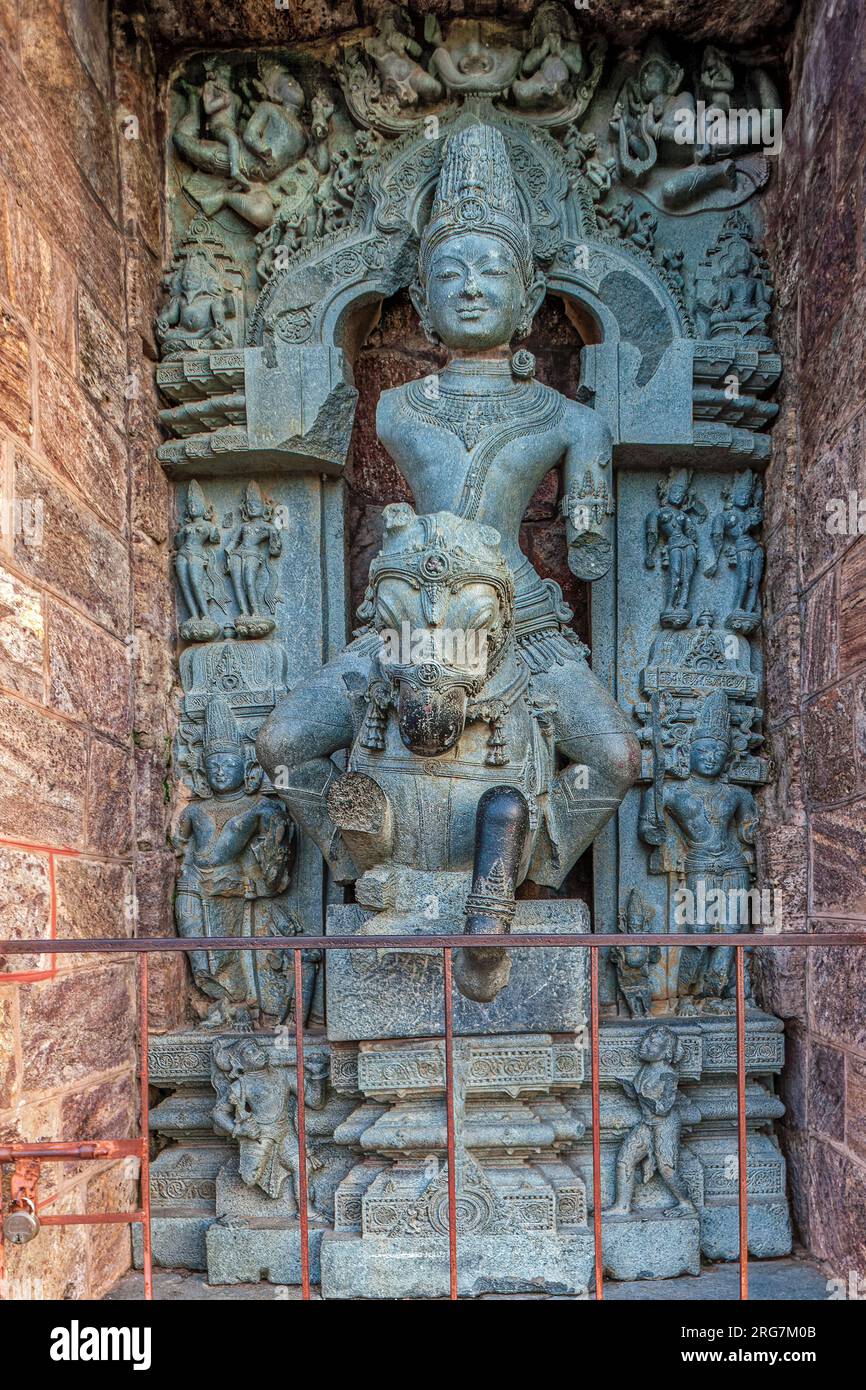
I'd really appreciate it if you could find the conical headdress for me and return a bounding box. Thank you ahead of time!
[692,690,731,746]
[203,694,243,755]
[419,124,534,287]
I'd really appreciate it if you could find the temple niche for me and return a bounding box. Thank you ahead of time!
[146,2,792,1296]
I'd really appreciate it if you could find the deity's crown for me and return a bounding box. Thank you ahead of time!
[203,694,243,755]
[692,689,731,746]
[419,124,534,287]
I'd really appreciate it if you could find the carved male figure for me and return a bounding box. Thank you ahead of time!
[639,691,758,999]
[173,695,295,1026]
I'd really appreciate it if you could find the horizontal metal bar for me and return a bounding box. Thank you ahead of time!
[0,932,863,955]
[38,1212,144,1227]
[0,1141,143,1162]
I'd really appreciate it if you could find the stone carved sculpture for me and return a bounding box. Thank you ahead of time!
[605,1025,700,1215]
[258,124,640,1003]
[611,889,660,1018]
[365,5,444,108]
[638,690,758,1001]
[212,1038,325,1211]
[260,503,634,1003]
[172,54,361,246]
[695,212,773,340]
[223,482,283,638]
[511,2,596,113]
[174,481,227,642]
[172,694,301,1028]
[705,470,765,633]
[645,468,707,628]
[610,40,691,183]
[426,15,522,98]
[156,219,240,360]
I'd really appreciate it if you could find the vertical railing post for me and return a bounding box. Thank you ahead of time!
[443,947,458,1301]
[590,944,603,1301]
[293,949,311,1300]
[139,954,153,1301]
[735,944,749,1301]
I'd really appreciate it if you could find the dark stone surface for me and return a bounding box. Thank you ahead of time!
[809,1042,845,1141]
[141,0,797,53]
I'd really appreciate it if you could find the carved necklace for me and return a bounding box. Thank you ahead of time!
[401,360,564,520]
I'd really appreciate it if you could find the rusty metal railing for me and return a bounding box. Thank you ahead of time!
[1,931,862,1302]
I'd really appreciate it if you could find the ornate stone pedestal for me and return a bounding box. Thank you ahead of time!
[322,1033,593,1299]
[320,898,593,1298]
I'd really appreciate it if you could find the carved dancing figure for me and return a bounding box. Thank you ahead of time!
[605,1025,699,1215]
[224,482,283,638]
[212,1039,323,1211]
[705,470,764,633]
[645,468,707,628]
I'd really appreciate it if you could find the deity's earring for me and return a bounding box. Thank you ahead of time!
[409,277,441,347]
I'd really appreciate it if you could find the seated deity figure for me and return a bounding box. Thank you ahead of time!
[258,125,639,928]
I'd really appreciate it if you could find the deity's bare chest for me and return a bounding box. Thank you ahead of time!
[398,378,566,523]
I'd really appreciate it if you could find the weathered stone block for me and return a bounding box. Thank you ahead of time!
[37,352,127,532]
[76,283,126,433]
[810,811,866,915]
[0,690,87,846]
[0,562,44,700]
[2,196,76,368]
[206,1222,325,1287]
[19,964,135,1091]
[0,845,51,973]
[0,306,32,441]
[87,737,133,856]
[802,680,857,803]
[600,1212,700,1281]
[47,600,132,738]
[326,900,589,1042]
[13,448,130,635]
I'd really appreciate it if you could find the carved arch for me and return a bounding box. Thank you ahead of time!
[246,106,692,382]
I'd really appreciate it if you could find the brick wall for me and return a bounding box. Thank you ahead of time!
[759,0,866,1274]
[0,0,180,1298]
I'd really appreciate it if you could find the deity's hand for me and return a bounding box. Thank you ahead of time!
[640,819,666,846]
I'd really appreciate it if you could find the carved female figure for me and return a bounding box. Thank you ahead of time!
[645,468,707,628]
[705,470,764,633]
[638,692,758,999]
[224,482,283,638]
[173,696,295,1027]
[174,481,225,642]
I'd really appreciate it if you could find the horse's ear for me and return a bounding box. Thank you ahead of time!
[382,502,416,536]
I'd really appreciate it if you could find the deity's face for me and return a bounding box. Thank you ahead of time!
[205,751,246,793]
[666,482,687,507]
[690,737,728,778]
[640,61,669,101]
[423,233,527,351]
[731,477,754,507]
